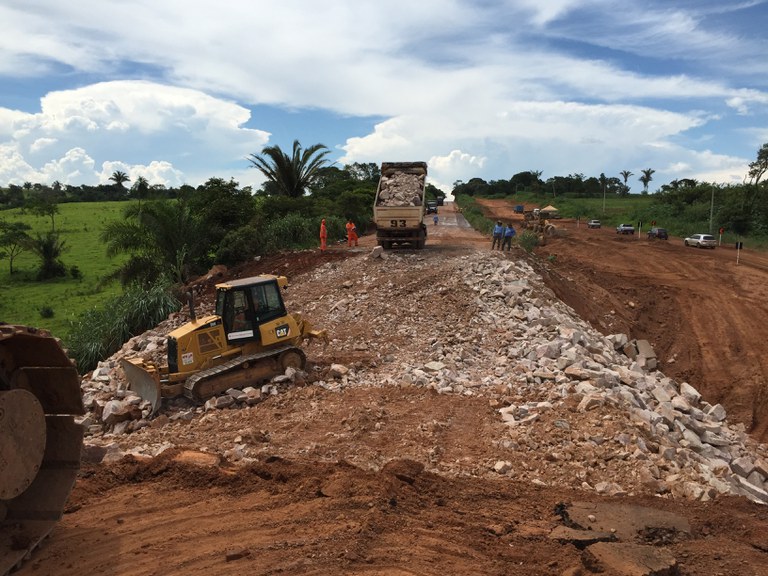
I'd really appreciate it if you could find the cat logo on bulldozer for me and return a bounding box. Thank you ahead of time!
[275,324,290,338]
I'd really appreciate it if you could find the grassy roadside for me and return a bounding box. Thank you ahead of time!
[456,191,765,249]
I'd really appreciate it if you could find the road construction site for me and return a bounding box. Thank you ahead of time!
[10,201,768,576]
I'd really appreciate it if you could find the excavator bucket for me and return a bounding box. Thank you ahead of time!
[120,358,162,416]
[0,324,84,576]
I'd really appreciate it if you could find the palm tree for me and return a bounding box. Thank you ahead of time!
[131,176,150,211]
[639,168,655,193]
[247,140,331,197]
[108,170,131,201]
[619,170,633,192]
[110,170,130,189]
[29,231,67,280]
[101,199,205,286]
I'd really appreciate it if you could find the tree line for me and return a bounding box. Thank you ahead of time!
[0,145,383,284]
[452,143,768,236]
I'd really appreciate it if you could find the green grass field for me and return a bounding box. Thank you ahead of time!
[511,191,654,224]
[0,202,129,340]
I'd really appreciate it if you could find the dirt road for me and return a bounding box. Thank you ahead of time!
[476,199,768,440]
[14,201,768,576]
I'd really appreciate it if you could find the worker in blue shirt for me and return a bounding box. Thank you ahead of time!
[502,223,516,251]
[491,221,504,249]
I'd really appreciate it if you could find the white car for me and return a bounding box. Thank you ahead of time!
[684,234,716,249]
[587,219,601,229]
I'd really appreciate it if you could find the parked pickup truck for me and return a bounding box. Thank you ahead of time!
[616,223,635,235]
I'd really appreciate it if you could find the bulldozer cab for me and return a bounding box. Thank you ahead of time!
[215,276,288,343]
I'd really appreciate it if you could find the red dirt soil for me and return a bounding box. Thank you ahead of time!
[14,201,768,576]
[474,198,768,441]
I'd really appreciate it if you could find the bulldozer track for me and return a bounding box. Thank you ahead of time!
[0,324,84,576]
[183,345,306,402]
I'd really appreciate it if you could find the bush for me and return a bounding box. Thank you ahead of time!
[215,225,264,266]
[263,213,317,251]
[66,277,181,373]
[70,265,82,279]
[517,231,540,253]
[39,306,54,318]
[453,196,494,235]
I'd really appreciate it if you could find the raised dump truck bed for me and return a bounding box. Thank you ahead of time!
[373,162,428,249]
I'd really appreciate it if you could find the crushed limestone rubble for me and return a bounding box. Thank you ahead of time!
[77,249,768,504]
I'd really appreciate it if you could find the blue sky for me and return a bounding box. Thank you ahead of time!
[1,0,767,195]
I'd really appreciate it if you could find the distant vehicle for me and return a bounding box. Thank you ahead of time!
[684,233,716,248]
[436,196,445,206]
[514,205,525,214]
[425,200,438,214]
[587,219,601,229]
[647,227,668,240]
[616,223,635,235]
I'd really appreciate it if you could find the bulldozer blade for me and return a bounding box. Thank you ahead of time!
[120,359,162,416]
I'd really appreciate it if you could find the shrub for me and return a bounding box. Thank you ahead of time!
[70,265,82,279]
[263,213,316,252]
[517,231,540,253]
[39,306,54,318]
[29,231,67,280]
[215,225,264,266]
[66,277,181,373]
[454,197,494,235]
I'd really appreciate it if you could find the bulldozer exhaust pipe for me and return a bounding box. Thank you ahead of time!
[187,291,196,322]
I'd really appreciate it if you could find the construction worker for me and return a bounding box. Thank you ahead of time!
[433,214,439,225]
[502,222,516,251]
[345,219,358,247]
[320,219,327,251]
[491,221,504,250]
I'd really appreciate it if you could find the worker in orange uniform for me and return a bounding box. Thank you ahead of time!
[320,219,327,251]
[345,219,358,247]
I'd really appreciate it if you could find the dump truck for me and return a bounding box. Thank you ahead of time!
[121,274,327,415]
[0,324,84,575]
[373,162,428,249]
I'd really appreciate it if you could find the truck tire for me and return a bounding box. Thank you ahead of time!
[0,325,84,575]
[415,227,426,249]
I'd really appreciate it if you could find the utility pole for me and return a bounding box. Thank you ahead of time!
[602,183,606,215]
[709,186,715,233]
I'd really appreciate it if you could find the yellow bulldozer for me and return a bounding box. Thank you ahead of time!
[121,274,327,415]
[521,209,557,244]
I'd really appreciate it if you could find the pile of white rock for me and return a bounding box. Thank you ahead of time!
[296,251,768,503]
[376,172,424,206]
[76,248,768,504]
